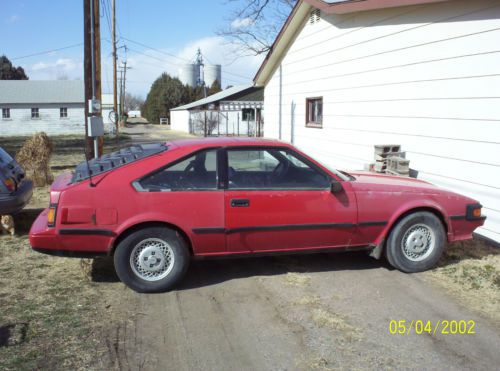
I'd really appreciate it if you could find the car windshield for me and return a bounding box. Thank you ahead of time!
[311,157,351,181]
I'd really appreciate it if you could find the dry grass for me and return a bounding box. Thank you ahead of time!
[311,308,361,342]
[283,272,312,287]
[0,236,114,370]
[296,295,321,307]
[0,133,134,370]
[427,239,500,324]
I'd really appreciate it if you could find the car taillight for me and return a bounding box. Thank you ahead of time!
[4,178,15,192]
[47,207,57,227]
[48,191,61,227]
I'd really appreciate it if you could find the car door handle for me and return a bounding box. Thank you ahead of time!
[231,199,250,207]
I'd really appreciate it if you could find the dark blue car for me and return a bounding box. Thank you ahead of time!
[0,147,32,214]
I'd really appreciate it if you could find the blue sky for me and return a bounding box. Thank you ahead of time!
[1,1,266,97]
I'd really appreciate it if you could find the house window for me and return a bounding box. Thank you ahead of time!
[2,108,10,119]
[31,108,39,119]
[306,97,323,128]
[60,107,68,118]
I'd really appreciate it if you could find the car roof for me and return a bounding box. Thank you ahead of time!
[167,137,292,149]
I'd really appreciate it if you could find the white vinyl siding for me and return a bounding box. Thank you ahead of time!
[264,0,500,242]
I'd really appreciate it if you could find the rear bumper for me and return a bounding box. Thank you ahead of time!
[0,180,33,214]
[29,209,114,256]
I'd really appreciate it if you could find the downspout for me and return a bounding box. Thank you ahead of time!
[278,64,283,140]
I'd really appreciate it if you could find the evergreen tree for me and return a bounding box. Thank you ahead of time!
[142,73,191,124]
[0,55,29,80]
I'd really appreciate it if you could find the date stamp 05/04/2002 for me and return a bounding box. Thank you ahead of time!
[389,320,476,335]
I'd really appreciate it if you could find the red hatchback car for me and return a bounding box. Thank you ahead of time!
[30,137,485,292]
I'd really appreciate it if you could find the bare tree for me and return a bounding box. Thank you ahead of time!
[218,0,296,56]
[192,111,219,136]
[124,93,145,114]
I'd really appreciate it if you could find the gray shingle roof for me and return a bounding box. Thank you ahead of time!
[171,84,255,111]
[0,80,84,104]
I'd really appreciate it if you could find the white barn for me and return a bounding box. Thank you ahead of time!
[0,80,85,136]
[255,0,500,243]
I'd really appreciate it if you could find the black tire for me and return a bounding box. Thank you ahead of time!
[385,211,445,273]
[114,227,190,293]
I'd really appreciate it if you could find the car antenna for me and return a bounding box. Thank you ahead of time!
[83,140,96,188]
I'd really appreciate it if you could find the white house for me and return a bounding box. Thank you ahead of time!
[170,84,264,136]
[0,80,85,136]
[255,0,500,243]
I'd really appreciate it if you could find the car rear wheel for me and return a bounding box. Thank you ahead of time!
[385,212,445,273]
[114,227,190,293]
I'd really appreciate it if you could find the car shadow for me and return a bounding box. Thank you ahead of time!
[90,251,392,290]
[12,208,44,236]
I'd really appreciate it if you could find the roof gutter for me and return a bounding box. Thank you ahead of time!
[303,0,449,14]
[253,0,312,87]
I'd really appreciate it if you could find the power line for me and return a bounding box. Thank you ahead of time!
[11,43,84,60]
[101,0,112,36]
[122,36,253,80]
[126,49,249,85]
[122,37,189,63]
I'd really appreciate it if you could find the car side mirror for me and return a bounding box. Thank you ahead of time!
[330,180,343,194]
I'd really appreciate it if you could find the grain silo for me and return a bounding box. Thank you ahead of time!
[179,64,200,87]
[204,64,222,88]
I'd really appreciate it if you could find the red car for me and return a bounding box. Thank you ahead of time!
[30,138,485,292]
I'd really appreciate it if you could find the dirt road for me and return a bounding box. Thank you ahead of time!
[101,252,500,370]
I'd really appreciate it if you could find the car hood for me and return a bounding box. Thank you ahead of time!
[348,171,442,194]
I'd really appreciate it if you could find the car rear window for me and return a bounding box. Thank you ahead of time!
[71,142,168,183]
[0,147,14,164]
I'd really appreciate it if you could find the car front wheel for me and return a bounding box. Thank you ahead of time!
[114,227,190,293]
[385,211,445,273]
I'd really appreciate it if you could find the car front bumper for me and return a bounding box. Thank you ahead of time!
[0,180,33,214]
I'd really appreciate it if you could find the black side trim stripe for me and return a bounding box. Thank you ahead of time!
[227,223,355,234]
[358,221,388,227]
[192,221,390,235]
[59,229,116,237]
[450,215,466,220]
[32,247,107,258]
[192,228,226,235]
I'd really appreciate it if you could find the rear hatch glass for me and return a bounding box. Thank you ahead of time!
[71,142,168,183]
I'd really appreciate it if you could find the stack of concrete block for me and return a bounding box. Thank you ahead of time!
[386,156,410,177]
[373,144,403,173]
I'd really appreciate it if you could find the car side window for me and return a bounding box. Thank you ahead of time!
[227,149,330,190]
[139,149,218,191]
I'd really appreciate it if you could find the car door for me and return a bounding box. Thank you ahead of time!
[224,147,357,253]
[137,148,226,255]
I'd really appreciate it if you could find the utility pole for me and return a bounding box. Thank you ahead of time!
[119,60,131,127]
[84,0,103,158]
[118,68,124,120]
[112,0,118,135]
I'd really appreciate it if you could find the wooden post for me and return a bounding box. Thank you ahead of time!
[204,110,207,137]
[112,0,118,135]
[84,0,103,158]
